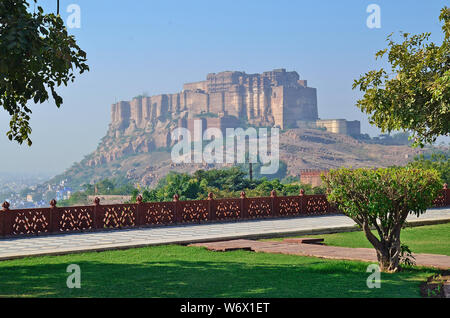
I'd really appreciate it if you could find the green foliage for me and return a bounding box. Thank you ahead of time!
[193,167,254,193]
[58,191,88,207]
[407,152,449,184]
[0,0,89,145]
[323,167,441,220]
[322,166,442,271]
[371,132,412,145]
[81,178,135,195]
[60,178,135,205]
[352,7,450,147]
[281,175,299,184]
[132,167,322,202]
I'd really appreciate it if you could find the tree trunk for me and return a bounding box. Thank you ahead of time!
[359,217,403,272]
[375,236,401,272]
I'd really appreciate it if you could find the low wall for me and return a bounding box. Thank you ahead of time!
[0,188,448,238]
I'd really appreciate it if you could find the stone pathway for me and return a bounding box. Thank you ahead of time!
[190,239,450,269]
[0,207,448,261]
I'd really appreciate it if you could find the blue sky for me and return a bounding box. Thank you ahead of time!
[0,0,448,174]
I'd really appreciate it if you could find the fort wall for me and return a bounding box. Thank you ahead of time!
[110,69,360,143]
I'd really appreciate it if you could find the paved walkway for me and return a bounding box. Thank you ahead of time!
[190,239,450,270]
[0,207,448,261]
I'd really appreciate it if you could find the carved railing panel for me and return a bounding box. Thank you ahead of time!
[59,206,94,232]
[278,196,302,216]
[101,204,136,228]
[142,202,175,225]
[215,198,241,220]
[180,200,208,223]
[11,208,50,235]
[304,195,330,215]
[246,197,272,218]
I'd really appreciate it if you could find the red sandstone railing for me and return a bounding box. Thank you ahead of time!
[0,185,448,238]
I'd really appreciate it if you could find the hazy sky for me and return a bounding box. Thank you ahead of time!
[0,0,448,175]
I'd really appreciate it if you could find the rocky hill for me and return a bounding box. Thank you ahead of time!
[50,127,429,190]
[46,68,440,190]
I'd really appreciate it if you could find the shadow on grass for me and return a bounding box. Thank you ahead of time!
[0,247,436,298]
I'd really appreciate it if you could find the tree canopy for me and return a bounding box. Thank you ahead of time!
[352,7,449,147]
[407,152,450,184]
[322,167,442,272]
[131,167,324,203]
[0,0,89,145]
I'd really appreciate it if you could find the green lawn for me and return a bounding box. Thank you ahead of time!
[267,222,450,256]
[0,244,439,298]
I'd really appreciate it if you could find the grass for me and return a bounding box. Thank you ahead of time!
[0,244,439,298]
[266,222,450,256]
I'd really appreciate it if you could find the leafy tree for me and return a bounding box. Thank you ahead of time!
[80,178,135,195]
[407,153,450,184]
[131,167,325,202]
[281,175,299,184]
[58,191,88,207]
[322,167,441,272]
[371,132,412,145]
[0,0,89,145]
[352,7,449,147]
[95,179,115,194]
[193,167,254,192]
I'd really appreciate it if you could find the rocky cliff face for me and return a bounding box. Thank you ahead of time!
[59,127,427,191]
[87,117,175,167]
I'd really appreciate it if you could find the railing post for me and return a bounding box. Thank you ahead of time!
[299,189,306,214]
[49,199,58,233]
[93,197,100,229]
[207,192,215,221]
[240,191,248,219]
[136,195,143,227]
[1,201,9,237]
[444,184,449,206]
[173,194,181,223]
[270,190,277,217]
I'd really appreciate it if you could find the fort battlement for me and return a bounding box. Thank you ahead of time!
[110,68,319,131]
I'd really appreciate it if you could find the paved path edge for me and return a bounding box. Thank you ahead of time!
[0,217,448,261]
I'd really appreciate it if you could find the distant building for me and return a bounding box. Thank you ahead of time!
[300,169,329,187]
[315,119,361,137]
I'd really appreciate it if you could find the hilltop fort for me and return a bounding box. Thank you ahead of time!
[90,69,361,166]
